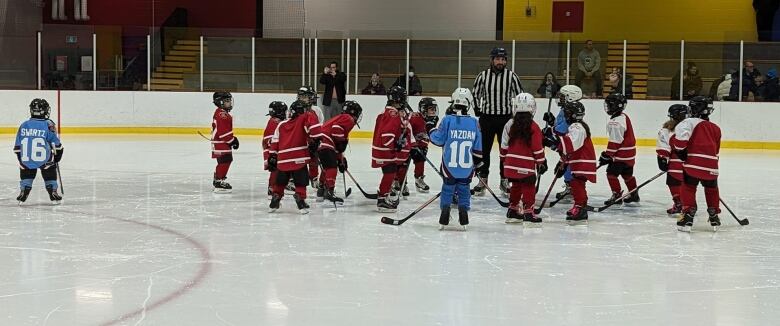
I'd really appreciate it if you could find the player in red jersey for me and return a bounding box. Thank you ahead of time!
[210,92,239,193]
[672,96,722,232]
[263,101,288,197]
[500,93,547,224]
[556,101,596,224]
[599,93,639,205]
[656,104,689,215]
[267,100,323,214]
[296,86,325,188]
[372,86,412,212]
[408,97,439,193]
[315,101,362,203]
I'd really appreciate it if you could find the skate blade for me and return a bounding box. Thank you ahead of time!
[51,200,62,206]
[213,189,232,194]
[439,225,467,231]
[377,207,397,213]
[268,207,279,213]
[711,225,720,232]
[566,220,588,226]
[677,225,692,232]
[505,218,523,224]
[524,221,543,228]
[298,209,309,215]
[416,188,430,193]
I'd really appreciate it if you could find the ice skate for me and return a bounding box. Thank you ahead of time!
[377,196,397,213]
[316,183,325,202]
[46,185,62,205]
[471,183,486,196]
[505,207,523,224]
[523,212,543,226]
[604,191,623,206]
[294,193,310,214]
[415,176,430,193]
[269,193,282,213]
[623,191,640,206]
[310,177,319,189]
[439,207,450,230]
[677,209,695,232]
[707,208,721,232]
[458,207,469,231]
[324,187,343,204]
[566,205,588,225]
[213,178,232,193]
[666,199,682,215]
[16,187,31,205]
[555,182,571,201]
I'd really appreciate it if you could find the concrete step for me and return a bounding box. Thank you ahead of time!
[150,78,183,85]
[153,72,183,79]
[173,44,208,52]
[177,40,206,46]
[161,61,196,69]
[146,83,182,91]
[168,50,200,56]
[165,55,197,62]
[155,66,190,73]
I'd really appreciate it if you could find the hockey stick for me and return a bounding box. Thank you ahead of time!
[422,155,509,208]
[533,166,563,214]
[719,198,749,226]
[345,169,378,199]
[591,171,666,212]
[197,130,210,141]
[381,192,441,226]
[542,163,607,209]
[341,171,352,198]
[536,96,554,194]
[56,163,64,195]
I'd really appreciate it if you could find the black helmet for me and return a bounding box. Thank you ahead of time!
[563,101,586,124]
[418,97,438,113]
[604,93,627,116]
[342,100,363,124]
[297,86,316,105]
[289,100,307,119]
[688,96,714,118]
[213,91,233,110]
[387,86,407,105]
[668,104,690,122]
[268,101,288,120]
[490,47,508,59]
[30,98,51,119]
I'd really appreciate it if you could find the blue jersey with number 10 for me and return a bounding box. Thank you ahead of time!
[430,115,482,179]
[14,119,61,169]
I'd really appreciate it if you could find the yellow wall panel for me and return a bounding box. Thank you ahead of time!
[504,0,757,42]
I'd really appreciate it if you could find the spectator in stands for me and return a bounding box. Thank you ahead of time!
[608,67,634,99]
[535,72,561,98]
[361,73,387,95]
[742,61,762,99]
[575,40,602,98]
[393,66,422,95]
[764,68,780,101]
[728,71,742,101]
[716,73,733,101]
[750,75,767,101]
[319,61,347,121]
[682,62,703,100]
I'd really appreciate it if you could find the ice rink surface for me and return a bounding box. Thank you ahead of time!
[2,135,780,325]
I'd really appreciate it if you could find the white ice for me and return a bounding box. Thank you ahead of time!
[1,135,779,326]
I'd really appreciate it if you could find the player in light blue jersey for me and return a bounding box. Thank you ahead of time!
[430,88,483,230]
[13,99,64,204]
[542,85,582,201]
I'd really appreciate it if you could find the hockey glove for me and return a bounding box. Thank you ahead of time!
[335,140,348,153]
[424,116,439,133]
[308,139,321,156]
[657,156,669,172]
[394,137,406,152]
[473,155,484,170]
[410,147,427,162]
[542,112,556,126]
[338,157,348,173]
[53,146,64,163]
[598,151,613,167]
[13,145,21,163]
[542,127,559,150]
[675,149,688,161]
[537,159,548,175]
[230,137,240,150]
[268,154,278,171]
[554,161,567,178]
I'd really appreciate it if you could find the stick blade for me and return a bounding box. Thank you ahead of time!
[344,188,352,198]
[740,219,750,226]
[380,216,402,225]
[365,193,378,200]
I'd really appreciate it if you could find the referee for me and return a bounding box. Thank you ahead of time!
[471,47,523,196]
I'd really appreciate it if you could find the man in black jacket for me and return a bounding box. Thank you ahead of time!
[319,61,347,121]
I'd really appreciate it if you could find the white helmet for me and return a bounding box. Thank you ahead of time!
[559,85,583,104]
[513,93,537,115]
[450,87,474,115]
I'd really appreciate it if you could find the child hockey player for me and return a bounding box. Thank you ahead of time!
[14,99,64,204]
[316,100,363,203]
[409,97,439,193]
[211,91,239,193]
[656,104,689,215]
[268,100,323,214]
[372,86,412,212]
[296,86,324,188]
[500,93,547,224]
[263,101,288,197]
[599,93,639,205]
[542,85,583,201]
[672,96,722,232]
[430,88,483,230]
[554,101,596,224]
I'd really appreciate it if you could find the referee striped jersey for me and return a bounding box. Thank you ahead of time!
[472,68,523,116]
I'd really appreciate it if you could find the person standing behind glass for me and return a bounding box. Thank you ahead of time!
[319,61,347,121]
[575,40,602,98]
